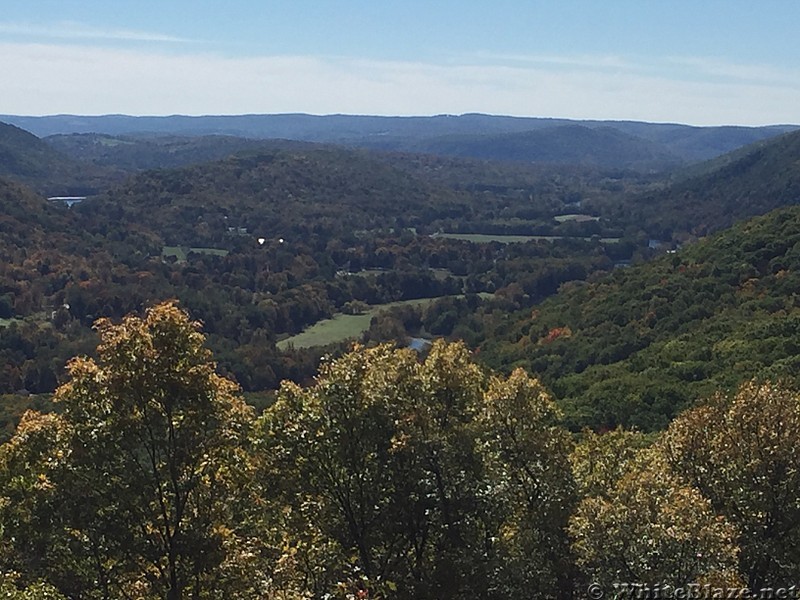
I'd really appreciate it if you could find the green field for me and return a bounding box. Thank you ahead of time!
[553,214,601,223]
[277,294,490,350]
[343,269,393,277]
[162,246,229,261]
[431,233,619,244]
[277,313,374,350]
[344,268,456,280]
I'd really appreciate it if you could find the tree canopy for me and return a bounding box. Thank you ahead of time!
[0,302,260,599]
[0,303,799,598]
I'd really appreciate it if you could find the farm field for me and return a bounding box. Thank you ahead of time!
[343,268,456,280]
[161,246,230,261]
[553,213,601,223]
[430,232,619,243]
[277,293,491,350]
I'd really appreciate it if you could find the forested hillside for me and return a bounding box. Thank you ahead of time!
[0,122,117,194]
[401,124,682,170]
[601,129,800,239]
[83,147,469,239]
[0,140,633,408]
[472,206,800,429]
[45,133,313,171]
[2,121,800,419]
[4,2,800,594]
[0,114,800,596]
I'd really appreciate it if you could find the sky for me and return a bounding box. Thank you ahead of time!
[1,1,799,125]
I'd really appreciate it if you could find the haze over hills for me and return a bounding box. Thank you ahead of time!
[2,113,797,171]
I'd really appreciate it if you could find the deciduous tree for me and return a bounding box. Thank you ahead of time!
[0,302,262,599]
[569,449,740,588]
[661,381,800,588]
[256,341,576,598]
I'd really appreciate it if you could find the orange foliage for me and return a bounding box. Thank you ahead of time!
[540,326,572,344]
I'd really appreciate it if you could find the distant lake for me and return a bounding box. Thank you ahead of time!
[48,196,86,207]
[408,337,432,351]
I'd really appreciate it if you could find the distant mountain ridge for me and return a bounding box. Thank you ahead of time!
[2,113,796,171]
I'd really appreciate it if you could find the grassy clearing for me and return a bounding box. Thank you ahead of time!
[343,269,392,277]
[277,294,490,350]
[487,218,540,226]
[277,313,374,350]
[98,137,134,147]
[553,214,601,223]
[343,268,456,280]
[430,268,456,280]
[162,246,229,261]
[431,233,619,244]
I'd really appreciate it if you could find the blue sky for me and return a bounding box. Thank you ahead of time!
[1,1,798,125]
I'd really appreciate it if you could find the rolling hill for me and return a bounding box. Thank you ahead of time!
[403,125,682,170]
[602,129,800,238]
[0,122,78,187]
[2,113,795,170]
[4,114,800,433]
[79,146,474,245]
[44,133,314,171]
[0,121,119,194]
[0,176,69,243]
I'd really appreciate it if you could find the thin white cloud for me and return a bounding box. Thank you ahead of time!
[0,42,797,126]
[471,52,800,92]
[0,21,193,43]
[470,52,637,71]
[667,56,799,87]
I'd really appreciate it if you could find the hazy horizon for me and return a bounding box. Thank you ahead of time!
[3,112,799,130]
[2,1,799,126]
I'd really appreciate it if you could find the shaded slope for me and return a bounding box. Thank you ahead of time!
[605,129,800,238]
[0,176,67,246]
[0,121,118,194]
[0,122,75,182]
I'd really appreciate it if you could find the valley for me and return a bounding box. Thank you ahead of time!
[1,113,800,598]
[1,117,799,412]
